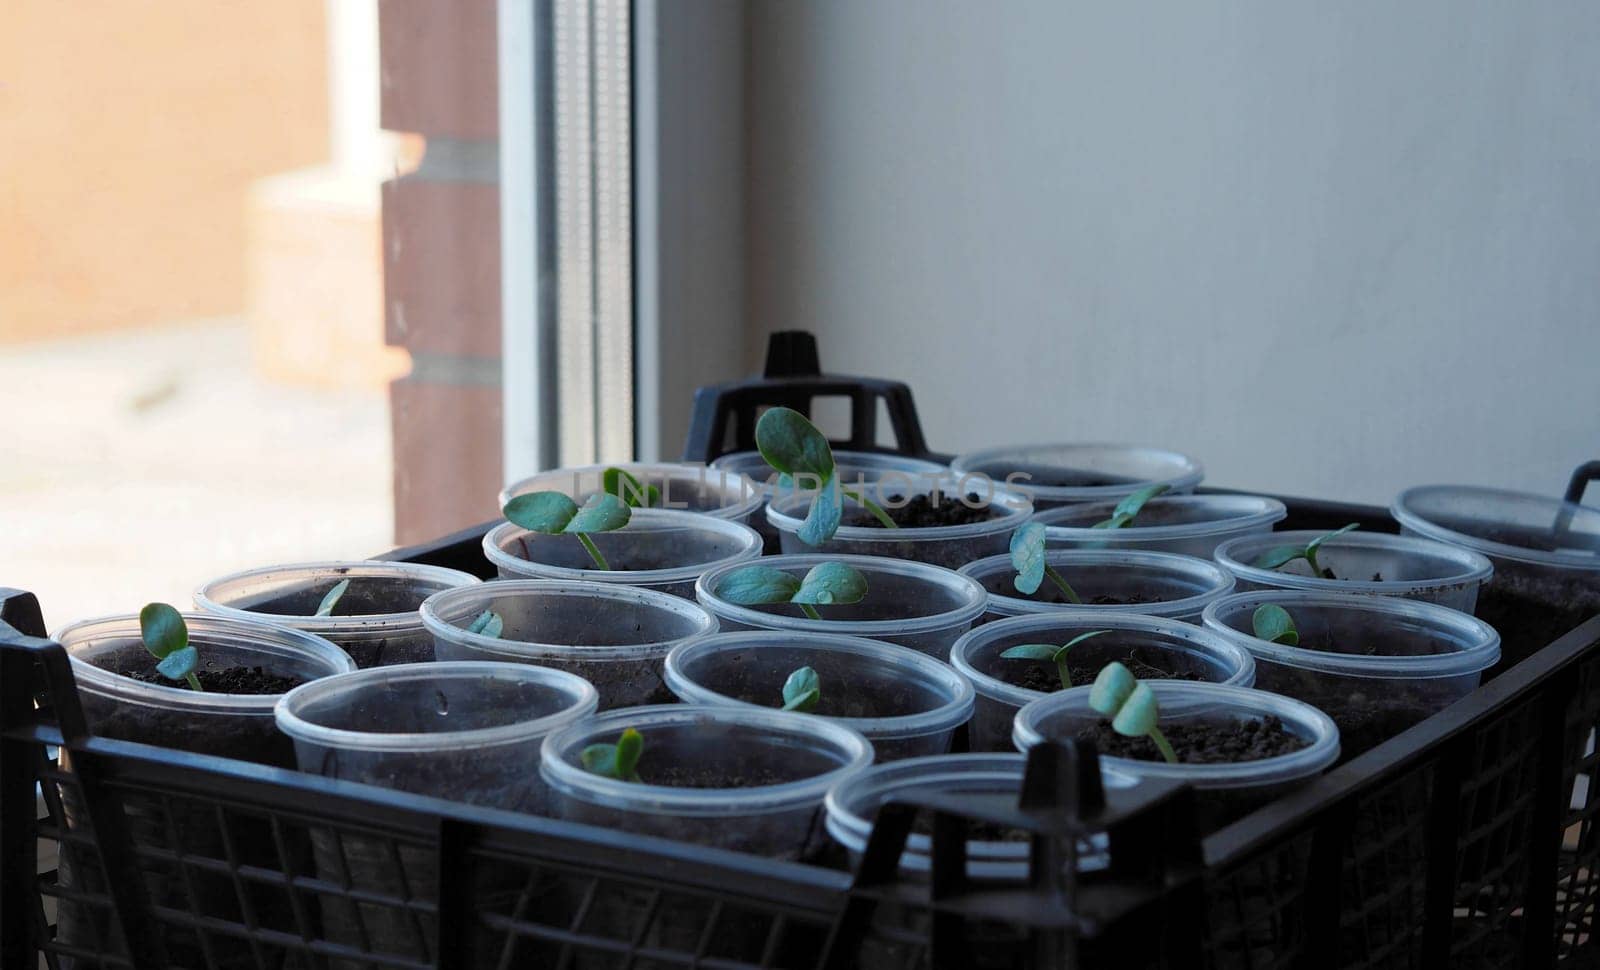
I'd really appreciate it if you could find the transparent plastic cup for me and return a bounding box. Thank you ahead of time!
[711,450,952,552]
[57,613,356,766]
[695,553,988,660]
[949,612,1256,751]
[663,631,974,762]
[958,549,1235,623]
[275,661,597,814]
[420,579,718,710]
[483,508,763,599]
[1034,494,1286,558]
[1013,681,1339,833]
[823,753,1140,880]
[275,661,595,964]
[1202,590,1500,759]
[499,462,764,525]
[1214,530,1493,613]
[540,705,872,859]
[949,443,1203,509]
[194,560,481,668]
[765,483,1032,570]
[1392,484,1600,669]
[54,614,356,965]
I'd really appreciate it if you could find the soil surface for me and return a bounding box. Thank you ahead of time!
[842,492,1000,529]
[999,650,1204,694]
[1035,589,1162,607]
[1293,638,1382,657]
[1476,580,1600,674]
[723,685,926,720]
[1080,716,1307,764]
[635,764,796,789]
[712,650,935,719]
[123,664,303,694]
[967,460,1143,489]
[247,579,425,617]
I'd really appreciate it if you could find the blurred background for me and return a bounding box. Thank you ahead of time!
[5,0,1599,624]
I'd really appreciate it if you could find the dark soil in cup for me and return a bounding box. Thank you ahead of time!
[968,460,1144,489]
[1475,576,1600,676]
[634,763,796,788]
[513,533,725,574]
[843,492,1001,529]
[1049,590,1162,606]
[543,655,674,711]
[1251,661,1450,760]
[123,664,303,694]
[1294,638,1381,657]
[976,573,1165,607]
[1002,652,1206,694]
[713,652,934,719]
[245,578,429,618]
[1080,716,1307,764]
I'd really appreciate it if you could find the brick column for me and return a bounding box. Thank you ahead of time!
[378,0,503,544]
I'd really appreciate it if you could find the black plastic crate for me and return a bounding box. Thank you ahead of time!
[6,338,1598,968]
[0,597,1203,969]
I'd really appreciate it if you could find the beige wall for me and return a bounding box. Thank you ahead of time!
[2,1,329,341]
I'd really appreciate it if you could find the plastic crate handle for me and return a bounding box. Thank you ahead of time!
[1564,460,1600,507]
[0,589,88,746]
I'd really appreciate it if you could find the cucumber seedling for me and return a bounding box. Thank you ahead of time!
[1089,661,1177,764]
[755,407,896,544]
[502,492,632,570]
[1252,604,1299,645]
[582,727,643,782]
[999,630,1112,689]
[315,579,350,617]
[1092,483,1170,530]
[603,467,661,509]
[1009,523,1082,603]
[715,561,868,621]
[466,610,504,638]
[139,603,202,691]
[780,666,820,712]
[1253,523,1360,580]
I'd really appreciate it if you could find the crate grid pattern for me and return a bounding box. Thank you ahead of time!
[1558,653,1600,964]
[1200,830,1314,970]
[1337,766,1435,969]
[463,857,839,968]
[34,756,136,970]
[32,769,891,970]
[6,480,1600,968]
[1448,697,1545,967]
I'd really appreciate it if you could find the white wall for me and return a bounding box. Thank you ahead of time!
[635,0,749,461]
[744,0,1600,503]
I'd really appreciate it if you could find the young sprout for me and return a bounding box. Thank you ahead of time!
[1009,524,1082,604]
[315,578,350,617]
[715,561,868,621]
[582,727,643,782]
[999,630,1111,689]
[781,666,820,712]
[603,467,660,509]
[139,603,202,692]
[1089,662,1177,764]
[1253,523,1360,580]
[466,610,504,638]
[1092,483,1170,530]
[754,407,896,544]
[1252,604,1299,645]
[502,492,632,570]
